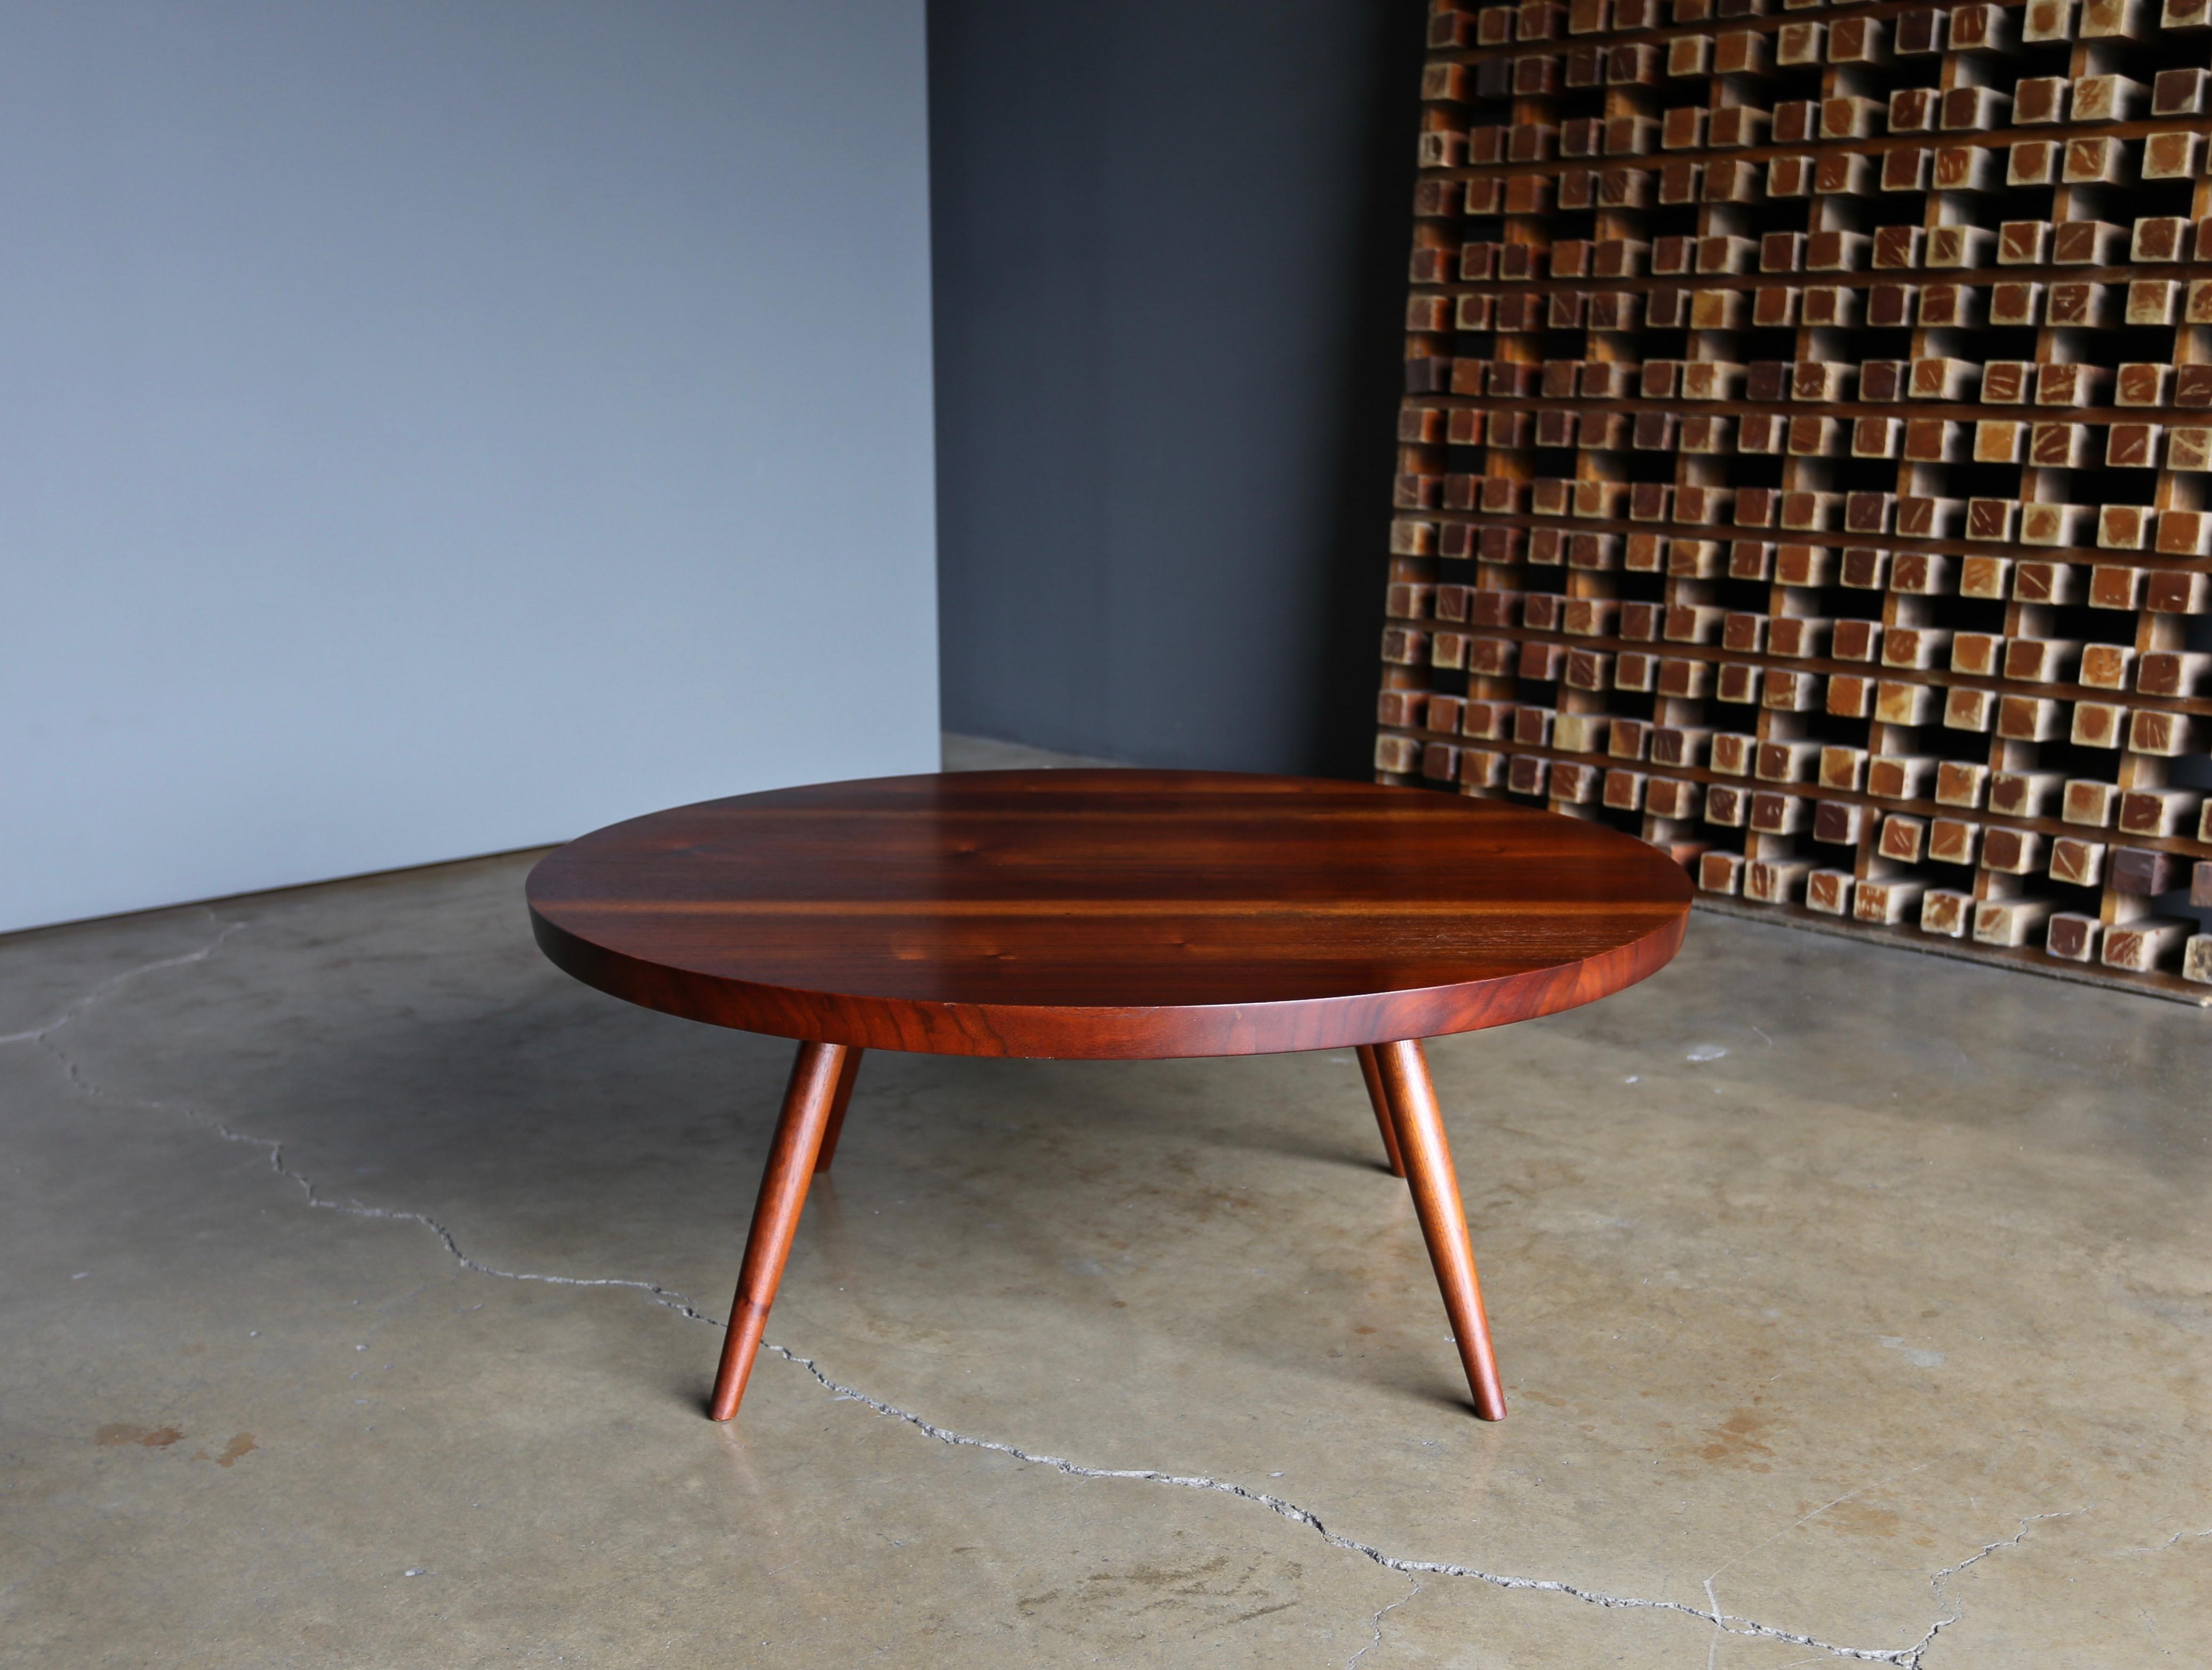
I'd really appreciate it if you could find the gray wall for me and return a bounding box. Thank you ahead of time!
[0,2,938,932]
[930,0,1423,774]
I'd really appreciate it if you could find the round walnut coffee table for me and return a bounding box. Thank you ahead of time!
[526,770,1691,1423]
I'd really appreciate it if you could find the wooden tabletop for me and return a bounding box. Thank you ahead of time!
[526,770,1692,1059]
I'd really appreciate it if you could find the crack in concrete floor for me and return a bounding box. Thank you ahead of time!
[11,909,2084,1668]
[1346,1576,1420,1670]
[1904,1510,2090,1664]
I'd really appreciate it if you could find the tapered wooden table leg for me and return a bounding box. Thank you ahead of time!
[708,1040,847,1421]
[1355,1044,1407,1177]
[1372,1038,1506,1420]
[811,1048,865,1174]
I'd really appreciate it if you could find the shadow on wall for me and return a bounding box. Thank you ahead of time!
[930,0,1427,778]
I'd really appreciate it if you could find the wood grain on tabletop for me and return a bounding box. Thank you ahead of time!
[526,769,1691,1059]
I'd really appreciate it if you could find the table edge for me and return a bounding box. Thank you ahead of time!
[526,901,1691,1060]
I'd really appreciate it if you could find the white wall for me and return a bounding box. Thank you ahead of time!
[0,2,938,932]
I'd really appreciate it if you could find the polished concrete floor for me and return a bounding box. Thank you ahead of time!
[4,774,2209,1666]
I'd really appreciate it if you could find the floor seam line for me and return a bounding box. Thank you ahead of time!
[756,1339,2058,1667]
